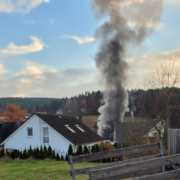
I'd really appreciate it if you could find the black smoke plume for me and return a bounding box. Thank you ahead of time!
[91,0,163,139]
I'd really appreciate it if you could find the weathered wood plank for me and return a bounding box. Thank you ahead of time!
[72,143,159,164]
[90,168,162,180]
[73,154,160,176]
[168,129,180,156]
[130,169,180,180]
[89,153,180,180]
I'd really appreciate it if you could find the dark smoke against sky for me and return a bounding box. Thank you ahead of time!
[91,0,163,137]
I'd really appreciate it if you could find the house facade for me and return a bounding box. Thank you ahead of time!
[0,114,103,156]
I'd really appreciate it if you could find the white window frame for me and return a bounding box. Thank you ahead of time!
[75,125,85,132]
[43,127,49,144]
[27,127,33,137]
[65,125,76,133]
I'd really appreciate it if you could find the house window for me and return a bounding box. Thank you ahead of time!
[76,125,85,132]
[27,128,33,137]
[65,125,76,133]
[43,127,49,144]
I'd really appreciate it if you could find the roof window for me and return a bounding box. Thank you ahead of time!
[76,125,85,132]
[65,125,76,133]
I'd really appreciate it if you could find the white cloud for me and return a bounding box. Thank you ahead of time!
[21,66,43,75]
[0,64,7,74]
[61,35,96,45]
[164,0,180,5]
[0,0,49,13]
[0,36,46,56]
[126,47,180,89]
[0,62,101,97]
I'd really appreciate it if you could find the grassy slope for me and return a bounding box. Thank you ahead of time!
[79,115,146,126]
[0,159,101,180]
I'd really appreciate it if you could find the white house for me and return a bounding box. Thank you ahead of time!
[0,113,103,156]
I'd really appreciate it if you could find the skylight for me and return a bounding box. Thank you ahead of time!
[65,125,76,133]
[76,125,85,132]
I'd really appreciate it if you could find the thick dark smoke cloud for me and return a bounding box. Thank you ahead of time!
[91,0,163,138]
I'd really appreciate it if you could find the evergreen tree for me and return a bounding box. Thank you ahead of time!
[52,150,56,159]
[61,155,64,161]
[43,146,47,158]
[91,145,96,154]
[0,148,4,157]
[33,148,36,159]
[68,144,73,156]
[65,154,68,161]
[28,146,33,157]
[36,147,40,159]
[56,153,60,161]
[83,145,89,154]
[76,145,83,155]
[40,146,43,159]
[47,146,52,158]
[11,151,15,160]
[22,148,27,159]
[95,144,100,152]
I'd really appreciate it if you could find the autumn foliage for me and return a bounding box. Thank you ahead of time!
[4,104,27,122]
[100,142,115,151]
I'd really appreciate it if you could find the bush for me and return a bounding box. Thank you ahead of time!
[0,148,4,157]
[68,144,73,156]
[56,153,60,161]
[83,145,89,154]
[61,155,64,161]
[47,146,52,158]
[100,142,115,152]
[76,145,83,155]
[65,154,68,161]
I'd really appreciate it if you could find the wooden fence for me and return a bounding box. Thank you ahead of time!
[69,142,164,180]
[168,129,180,155]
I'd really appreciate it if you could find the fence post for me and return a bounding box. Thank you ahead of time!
[69,155,75,180]
[159,140,165,173]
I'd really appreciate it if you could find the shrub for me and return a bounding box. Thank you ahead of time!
[76,145,83,155]
[47,146,52,158]
[65,154,68,161]
[0,148,4,157]
[83,145,89,154]
[61,155,64,161]
[56,153,60,161]
[100,142,115,151]
[68,144,73,156]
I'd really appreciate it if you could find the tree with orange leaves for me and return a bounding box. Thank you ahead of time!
[4,104,27,122]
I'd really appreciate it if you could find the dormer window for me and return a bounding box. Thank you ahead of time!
[65,125,76,133]
[76,125,85,132]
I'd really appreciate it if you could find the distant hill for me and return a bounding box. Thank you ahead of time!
[0,97,66,113]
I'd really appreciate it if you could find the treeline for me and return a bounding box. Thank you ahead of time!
[128,87,180,118]
[0,91,103,116]
[1,87,180,117]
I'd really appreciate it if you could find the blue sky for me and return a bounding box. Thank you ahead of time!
[0,0,180,97]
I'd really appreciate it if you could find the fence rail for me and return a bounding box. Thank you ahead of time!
[69,142,163,180]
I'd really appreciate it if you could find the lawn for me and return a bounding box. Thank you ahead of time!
[0,159,100,180]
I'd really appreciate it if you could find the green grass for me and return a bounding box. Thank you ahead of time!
[0,159,101,180]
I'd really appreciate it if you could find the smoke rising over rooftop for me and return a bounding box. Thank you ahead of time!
[91,0,163,138]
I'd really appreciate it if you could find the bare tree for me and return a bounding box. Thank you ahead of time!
[138,56,180,148]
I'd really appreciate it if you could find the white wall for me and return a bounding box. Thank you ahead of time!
[4,115,73,156]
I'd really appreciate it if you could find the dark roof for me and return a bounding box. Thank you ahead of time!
[0,120,24,144]
[36,113,103,145]
[115,119,161,143]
